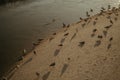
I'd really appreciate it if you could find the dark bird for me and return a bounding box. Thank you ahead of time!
[101,7,105,10]
[110,19,113,24]
[61,38,65,44]
[33,51,36,55]
[106,16,111,19]
[104,25,112,30]
[107,44,111,50]
[49,62,56,67]
[114,17,117,21]
[108,5,111,10]
[93,21,96,25]
[76,28,78,33]
[67,24,70,28]
[99,11,103,16]
[38,39,44,42]
[68,58,70,60]
[49,37,54,41]
[94,40,101,47]
[93,29,97,33]
[115,13,119,16]
[81,23,86,28]
[53,33,56,35]
[86,11,89,15]
[103,30,107,37]
[90,9,93,12]
[86,11,90,17]
[58,44,63,46]
[95,17,98,20]
[91,33,95,37]
[64,33,69,36]
[84,18,88,22]
[109,37,113,42]
[98,35,103,39]
[80,17,83,20]
[62,23,66,28]
[36,72,40,76]
[78,41,85,47]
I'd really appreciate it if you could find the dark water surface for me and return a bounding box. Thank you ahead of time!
[0,0,119,77]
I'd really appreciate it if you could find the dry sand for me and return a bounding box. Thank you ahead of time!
[5,8,120,80]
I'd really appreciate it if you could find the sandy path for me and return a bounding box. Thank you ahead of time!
[8,8,120,80]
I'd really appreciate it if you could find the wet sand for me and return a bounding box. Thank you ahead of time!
[3,7,120,80]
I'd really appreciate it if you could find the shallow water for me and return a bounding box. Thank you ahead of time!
[0,0,119,77]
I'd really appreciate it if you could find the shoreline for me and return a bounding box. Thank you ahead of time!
[1,5,120,80]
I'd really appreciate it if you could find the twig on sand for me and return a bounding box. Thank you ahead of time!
[54,49,60,56]
[60,64,69,77]
[70,33,77,41]
[42,71,51,80]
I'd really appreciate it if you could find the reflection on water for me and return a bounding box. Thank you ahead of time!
[0,0,119,77]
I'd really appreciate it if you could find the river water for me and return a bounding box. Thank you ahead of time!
[0,0,119,77]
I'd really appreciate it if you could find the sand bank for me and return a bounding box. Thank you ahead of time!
[2,6,120,80]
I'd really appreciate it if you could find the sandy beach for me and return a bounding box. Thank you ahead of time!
[2,6,120,80]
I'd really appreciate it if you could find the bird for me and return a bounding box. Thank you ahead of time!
[91,33,95,37]
[109,37,113,42]
[101,7,105,10]
[106,16,111,19]
[98,35,103,39]
[114,17,117,21]
[80,17,83,20]
[110,19,113,24]
[33,51,36,55]
[58,44,63,46]
[103,30,107,37]
[53,33,56,35]
[62,23,66,28]
[64,33,69,36]
[93,21,96,25]
[52,18,56,22]
[81,23,86,28]
[38,38,44,42]
[93,29,97,33]
[95,17,98,20]
[67,24,70,28]
[107,44,111,50]
[36,72,40,77]
[108,5,111,10]
[104,25,112,30]
[68,58,70,60]
[49,62,56,67]
[78,41,85,47]
[90,9,93,12]
[86,11,90,17]
[49,37,54,41]
[94,40,101,47]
